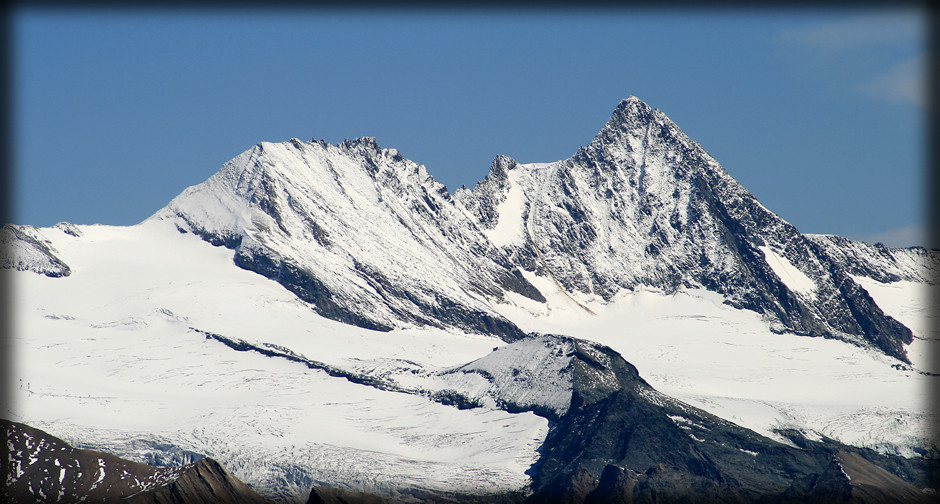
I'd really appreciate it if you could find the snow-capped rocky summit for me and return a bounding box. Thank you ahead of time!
[149,95,926,361]
[460,96,927,362]
[153,136,537,338]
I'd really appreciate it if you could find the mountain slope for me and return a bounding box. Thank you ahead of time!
[150,96,926,362]
[456,96,922,362]
[154,137,537,339]
[2,419,270,504]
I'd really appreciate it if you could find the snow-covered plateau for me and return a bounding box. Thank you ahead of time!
[3,96,936,502]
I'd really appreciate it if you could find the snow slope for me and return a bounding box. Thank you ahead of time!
[5,219,548,503]
[6,215,934,504]
[489,276,935,458]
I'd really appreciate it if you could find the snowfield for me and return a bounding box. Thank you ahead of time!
[6,215,935,502]
[6,220,548,503]
[491,266,936,457]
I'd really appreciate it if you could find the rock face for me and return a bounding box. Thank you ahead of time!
[806,234,938,284]
[1,419,269,504]
[456,97,928,362]
[0,224,72,277]
[153,137,534,340]
[780,450,932,504]
[145,96,931,362]
[509,338,933,504]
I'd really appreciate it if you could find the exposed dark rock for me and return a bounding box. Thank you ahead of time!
[778,450,932,504]
[307,485,389,504]
[518,335,934,504]
[530,468,598,504]
[584,465,636,504]
[1,419,270,504]
[306,484,527,504]
[124,458,269,504]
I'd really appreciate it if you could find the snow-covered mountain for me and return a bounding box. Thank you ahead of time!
[154,136,536,338]
[457,97,922,362]
[148,96,924,363]
[3,96,936,503]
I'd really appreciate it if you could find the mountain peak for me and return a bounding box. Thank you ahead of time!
[585,96,669,156]
[581,95,686,173]
[609,95,655,125]
[619,94,650,108]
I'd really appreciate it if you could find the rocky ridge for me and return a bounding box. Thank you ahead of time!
[2,419,270,504]
[145,96,933,362]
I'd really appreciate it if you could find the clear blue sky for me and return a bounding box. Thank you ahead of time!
[12,7,928,247]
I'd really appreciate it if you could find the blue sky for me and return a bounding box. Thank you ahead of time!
[12,8,928,246]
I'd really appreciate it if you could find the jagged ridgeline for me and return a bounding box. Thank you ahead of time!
[154,96,930,362]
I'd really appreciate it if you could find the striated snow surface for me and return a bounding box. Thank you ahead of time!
[489,277,936,457]
[758,245,817,300]
[5,219,548,503]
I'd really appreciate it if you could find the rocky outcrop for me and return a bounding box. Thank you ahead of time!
[0,224,71,277]
[421,335,933,504]
[2,419,269,504]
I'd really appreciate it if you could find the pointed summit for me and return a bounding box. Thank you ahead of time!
[600,95,656,132]
[589,95,687,152]
[613,95,654,118]
[585,95,680,165]
[460,96,916,362]
[578,95,698,182]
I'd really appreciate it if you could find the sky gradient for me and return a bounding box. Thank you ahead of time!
[12,8,928,246]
